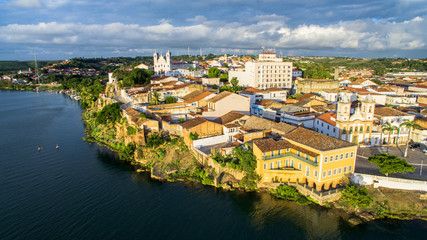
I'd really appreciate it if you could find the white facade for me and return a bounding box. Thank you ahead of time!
[320,90,356,103]
[228,52,293,89]
[358,93,387,106]
[386,95,417,107]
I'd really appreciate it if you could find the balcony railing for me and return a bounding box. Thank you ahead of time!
[262,153,319,167]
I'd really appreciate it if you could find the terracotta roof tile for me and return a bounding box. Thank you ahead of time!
[374,107,411,117]
[207,91,233,103]
[184,91,214,104]
[284,127,355,151]
[179,117,208,130]
[254,139,319,157]
[316,112,337,126]
[213,111,247,124]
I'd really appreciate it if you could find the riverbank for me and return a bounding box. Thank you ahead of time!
[82,101,427,225]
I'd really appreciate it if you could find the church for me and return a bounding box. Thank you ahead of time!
[313,95,375,145]
[153,50,196,75]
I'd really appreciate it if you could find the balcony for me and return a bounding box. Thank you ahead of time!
[262,152,319,167]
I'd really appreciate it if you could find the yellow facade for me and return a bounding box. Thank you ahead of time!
[253,139,357,191]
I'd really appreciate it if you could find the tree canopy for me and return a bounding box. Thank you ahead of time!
[95,102,122,125]
[114,68,154,88]
[368,153,416,176]
[164,96,177,104]
[208,67,221,78]
[341,184,373,210]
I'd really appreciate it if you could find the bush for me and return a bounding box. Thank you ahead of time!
[341,184,373,210]
[127,126,137,135]
[96,102,122,125]
[271,185,312,205]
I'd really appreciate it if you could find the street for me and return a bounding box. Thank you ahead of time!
[356,145,427,181]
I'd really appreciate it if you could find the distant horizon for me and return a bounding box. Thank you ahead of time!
[1,1,426,61]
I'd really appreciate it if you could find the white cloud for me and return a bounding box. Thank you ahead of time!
[0,15,425,56]
[9,0,41,8]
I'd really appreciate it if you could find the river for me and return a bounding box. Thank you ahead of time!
[0,90,426,240]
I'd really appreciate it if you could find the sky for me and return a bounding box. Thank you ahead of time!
[0,0,426,60]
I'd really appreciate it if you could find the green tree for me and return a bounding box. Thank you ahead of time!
[96,102,122,125]
[151,91,160,105]
[381,122,399,153]
[230,77,239,88]
[368,153,416,176]
[164,96,177,104]
[341,184,373,211]
[219,73,228,82]
[189,132,199,140]
[208,67,221,78]
[399,120,422,157]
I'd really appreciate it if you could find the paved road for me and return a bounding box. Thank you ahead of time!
[356,145,427,181]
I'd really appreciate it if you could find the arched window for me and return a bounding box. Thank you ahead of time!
[349,127,353,134]
[343,127,347,134]
[355,127,358,133]
[369,106,372,113]
[360,126,363,133]
[366,126,370,133]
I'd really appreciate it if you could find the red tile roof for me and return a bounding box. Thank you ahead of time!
[316,112,337,126]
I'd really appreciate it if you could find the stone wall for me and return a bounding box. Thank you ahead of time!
[352,173,427,192]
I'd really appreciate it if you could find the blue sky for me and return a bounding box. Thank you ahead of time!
[1,0,426,60]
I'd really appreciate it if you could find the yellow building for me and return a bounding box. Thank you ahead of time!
[294,78,339,94]
[253,127,357,191]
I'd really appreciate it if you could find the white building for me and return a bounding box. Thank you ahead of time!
[320,89,356,103]
[228,51,293,89]
[372,107,416,145]
[314,96,375,145]
[386,95,417,107]
[153,50,197,75]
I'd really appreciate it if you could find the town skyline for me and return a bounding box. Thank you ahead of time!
[1,0,426,60]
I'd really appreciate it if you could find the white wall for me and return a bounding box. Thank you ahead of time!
[193,134,229,149]
[352,173,427,192]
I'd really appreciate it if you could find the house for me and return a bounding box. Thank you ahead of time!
[348,79,378,89]
[372,107,416,145]
[253,127,357,191]
[202,91,250,120]
[180,117,223,146]
[385,95,417,107]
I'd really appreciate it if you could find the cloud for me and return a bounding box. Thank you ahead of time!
[0,15,425,59]
[8,0,41,8]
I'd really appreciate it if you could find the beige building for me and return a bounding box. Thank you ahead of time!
[294,78,339,94]
[228,51,293,89]
[202,91,250,120]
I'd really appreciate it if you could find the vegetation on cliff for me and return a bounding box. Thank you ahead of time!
[270,184,312,205]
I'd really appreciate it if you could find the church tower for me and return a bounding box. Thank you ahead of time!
[361,95,375,121]
[336,95,351,122]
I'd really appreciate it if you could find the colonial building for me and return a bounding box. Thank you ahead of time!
[228,51,293,89]
[253,127,357,191]
[202,91,250,120]
[293,78,339,94]
[153,50,197,75]
[314,96,375,144]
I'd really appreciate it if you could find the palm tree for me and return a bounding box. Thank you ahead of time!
[400,119,421,157]
[382,122,399,153]
[151,91,160,105]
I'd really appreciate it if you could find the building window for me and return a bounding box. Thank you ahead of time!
[298,163,302,170]
[349,127,353,134]
[328,170,332,176]
[270,162,274,169]
[360,126,363,133]
[345,153,349,158]
[355,127,358,133]
[314,170,318,177]
[338,168,342,174]
[350,152,354,158]
[305,155,309,160]
[335,155,339,161]
[349,165,353,172]
[263,152,267,156]
[272,151,275,156]
[278,161,281,169]
[297,151,301,157]
[340,154,344,160]
[366,126,370,133]
[344,166,347,173]
[343,127,347,134]
[278,149,282,155]
[287,148,290,152]
[324,156,328,163]
[264,163,267,169]
[306,166,310,176]
[285,159,289,167]
[333,169,337,175]
[291,159,294,167]
[323,171,326,178]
